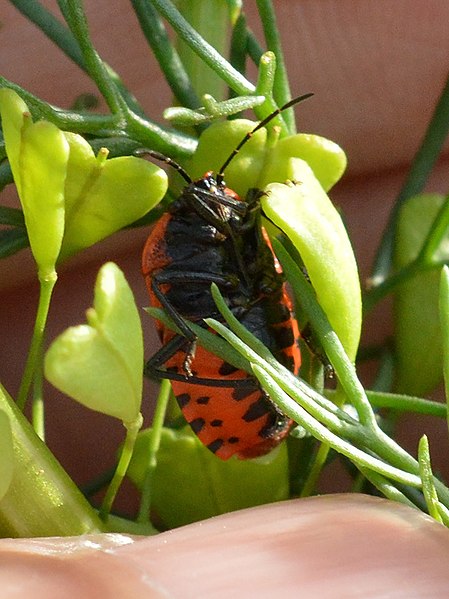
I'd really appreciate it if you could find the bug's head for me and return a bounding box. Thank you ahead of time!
[189,171,247,223]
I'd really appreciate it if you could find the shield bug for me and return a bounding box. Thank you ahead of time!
[140,95,311,459]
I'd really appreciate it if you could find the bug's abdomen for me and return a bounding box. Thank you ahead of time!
[165,337,293,460]
[162,288,301,460]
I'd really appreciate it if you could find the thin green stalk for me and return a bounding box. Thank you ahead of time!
[57,0,127,115]
[251,363,422,488]
[17,274,57,411]
[371,72,449,288]
[100,413,143,520]
[246,25,264,65]
[229,13,248,90]
[300,442,329,497]
[150,0,254,96]
[418,435,443,523]
[358,467,419,510]
[9,0,84,66]
[174,0,231,101]
[31,345,45,440]
[331,389,446,419]
[137,379,171,523]
[131,0,200,109]
[419,193,449,263]
[0,76,119,133]
[8,0,143,114]
[364,256,448,313]
[272,240,377,429]
[256,0,294,133]
[0,77,197,159]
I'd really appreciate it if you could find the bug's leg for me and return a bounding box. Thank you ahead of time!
[146,333,259,389]
[151,270,239,375]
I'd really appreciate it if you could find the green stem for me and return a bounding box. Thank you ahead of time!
[174,0,231,101]
[9,0,144,114]
[9,0,84,65]
[57,0,127,115]
[17,273,57,411]
[0,383,102,536]
[364,257,448,313]
[358,467,419,510]
[100,413,143,520]
[31,345,45,440]
[256,0,294,134]
[150,0,253,94]
[330,389,447,419]
[229,13,248,93]
[418,435,443,523]
[272,240,377,429]
[0,77,197,158]
[246,25,264,65]
[371,72,449,287]
[300,442,329,497]
[131,0,200,109]
[0,76,119,133]
[251,364,422,488]
[419,194,449,263]
[137,379,171,523]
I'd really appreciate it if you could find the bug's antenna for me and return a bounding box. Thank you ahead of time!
[216,93,314,186]
[135,148,192,184]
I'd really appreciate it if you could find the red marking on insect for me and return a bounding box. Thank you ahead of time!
[139,94,312,459]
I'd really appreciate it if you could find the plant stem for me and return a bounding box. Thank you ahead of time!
[17,273,57,411]
[272,240,377,429]
[358,467,419,509]
[137,379,171,523]
[131,0,200,109]
[57,0,127,115]
[174,0,231,101]
[370,72,449,288]
[418,435,443,523]
[150,0,254,95]
[31,346,45,440]
[100,413,143,520]
[256,0,294,134]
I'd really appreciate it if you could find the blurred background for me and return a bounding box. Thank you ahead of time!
[1,1,449,502]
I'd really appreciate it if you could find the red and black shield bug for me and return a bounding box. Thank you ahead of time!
[139,95,311,460]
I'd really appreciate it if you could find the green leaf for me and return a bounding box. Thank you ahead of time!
[19,120,68,277]
[0,88,31,198]
[263,159,362,361]
[0,410,14,502]
[127,426,289,528]
[44,262,143,423]
[259,133,347,192]
[0,89,68,278]
[59,132,168,261]
[394,193,448,395]
[185,118,267,197]
[185,116,346,199]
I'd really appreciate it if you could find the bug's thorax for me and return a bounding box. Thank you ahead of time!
[169,172,247,233]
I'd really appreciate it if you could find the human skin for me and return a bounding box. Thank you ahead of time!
[1,495,449,598]
[1,1,449,595]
